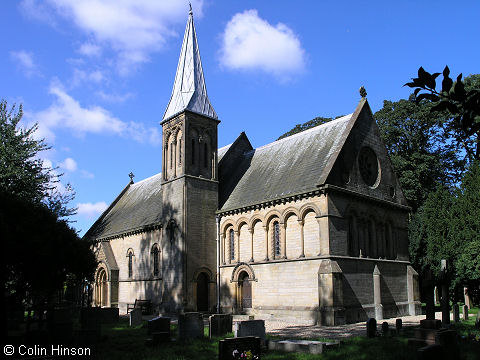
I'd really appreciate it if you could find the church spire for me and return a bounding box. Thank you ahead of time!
[163,6,217,121]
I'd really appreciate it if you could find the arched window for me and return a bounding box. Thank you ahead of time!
[348,215,356,256]
[273,222,281,258]
[127,249,134,278]
[151,245,160,276]
[170,142,174,169]
[191,138,195,164]
[204,143,208,168]
[229,229,235,261]
[178,139,182,165]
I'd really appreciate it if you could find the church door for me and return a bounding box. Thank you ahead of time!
[196,272,209,312]
[95,268,107,307]
[239,272,252,309]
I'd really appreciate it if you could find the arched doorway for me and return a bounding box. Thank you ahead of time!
[196,272,209,311]
[95,268,108,307]
[239,271,252,310]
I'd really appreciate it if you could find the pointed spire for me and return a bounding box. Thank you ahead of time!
[163,6,217,121]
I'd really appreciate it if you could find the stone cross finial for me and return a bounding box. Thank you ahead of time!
[129,172,135,183]
[359,86,367,98]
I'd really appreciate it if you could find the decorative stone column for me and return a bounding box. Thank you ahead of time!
[318,260,345,326]
[221,232,225,265]
[235,230,240,263]
[298,219,305,258]
[373,265,383,320]
[263,226,269,261]
[249,228,254,262]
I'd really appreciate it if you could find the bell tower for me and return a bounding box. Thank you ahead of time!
[160,6,219,312]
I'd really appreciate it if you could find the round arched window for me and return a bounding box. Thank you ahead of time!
[358,147,380,187]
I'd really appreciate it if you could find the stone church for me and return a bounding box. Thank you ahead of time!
[85,9,420,325]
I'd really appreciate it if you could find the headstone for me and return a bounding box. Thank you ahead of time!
[79,308,102,343]
[452,304,459,323]
[234,320,266,344]
[440,260,450,325]
[395,318,402,333]
[462,305,468,321]
[435,329,458,357]
[99,307,119,324]
[381,322,389,336]
[417,344,442,360]
[47,308,73,344]
[209,314,233,338]
[148,317,170,335]
[366,318,377,338]
[129,308,142,327]
[475,312,480,329]
[219,336,261,360]
[464,286,472,309]
[179,312,204,341]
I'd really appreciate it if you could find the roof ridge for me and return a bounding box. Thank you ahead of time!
[130,172,162,187]
[250,113,353,153]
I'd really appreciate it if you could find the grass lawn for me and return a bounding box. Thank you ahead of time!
[92,313,480,360]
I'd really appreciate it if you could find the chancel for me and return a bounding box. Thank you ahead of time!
[85,8,421,325]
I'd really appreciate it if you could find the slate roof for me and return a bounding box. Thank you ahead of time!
[162,8,217,121]
[86,173,163,239]
[219,114,353,212]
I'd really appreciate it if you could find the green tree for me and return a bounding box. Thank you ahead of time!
[374,96,463,211]
[405,67,480,161]
[277,116,340,140]
[0,100,75,218]
[0,100,96,332]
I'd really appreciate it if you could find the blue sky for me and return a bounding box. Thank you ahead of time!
[1,0,479,235]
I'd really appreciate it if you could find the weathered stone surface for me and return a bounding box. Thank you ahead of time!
[234,320,266,344]
[209,314,232,338]
[420,319,441,329]
[148,317,170,335]
[219,336,261,360]
[381,321,389,336]
[129,308,142,327]
[452,304,460,323]
[462,305,468,321]
[179,312,204,341]
[267,339,339,354]
[395,318,402,332]
[475,311,480,328]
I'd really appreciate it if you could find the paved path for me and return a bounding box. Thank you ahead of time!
[264,312,452,340]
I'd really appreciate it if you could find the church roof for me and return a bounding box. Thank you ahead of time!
[162,7,217,122]
[219,113,353,212]
[86,173,163,240]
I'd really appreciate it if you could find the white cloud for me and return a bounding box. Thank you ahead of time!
[28,80,160,146]
[72,68,105,85]
[59,157,78,172]
[77,201,108,218]
[20,0,205,75]
[78,42,102,57]
[80,170,95,179]
[219,10,306,80]
[96,91,134,103]
[10,50,39,77]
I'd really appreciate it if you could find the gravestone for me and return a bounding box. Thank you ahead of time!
[475,312,480,328]
[417,344,442,360]
[436,329,458,357]
[234,320,266,344]
[381,322,389,336]
[79,307,102,344]
[434,286,440,306]
[462,305,468,321]
[452,304,459,323]
[440,260,450,325]
[148,316,170,335]
[99,307,119,324]
[219,336,261,360]
[366,318,377,338]
[179,312,204,341]
[129,308,142,327]
[47,308,73,344]
[209,314,233,338]
[395,318,402,333]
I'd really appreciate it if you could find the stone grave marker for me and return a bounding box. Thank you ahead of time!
[366,318,377,338]
[148,316,170,335]
[219,336,261,360]
[79,308,102,345]
[129,308,142,327]
[234,320,265,344]
[47,308,73,344]
[179,312,204,341]
[209,314,232,339]
[99,307,119,324]
[417,344,442,360]
[436,329,458,357]
[452,304,460,323]
[395,319,402,333]
[381,322,389,336]
[462,305,468,321]
[475,311,480,328]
